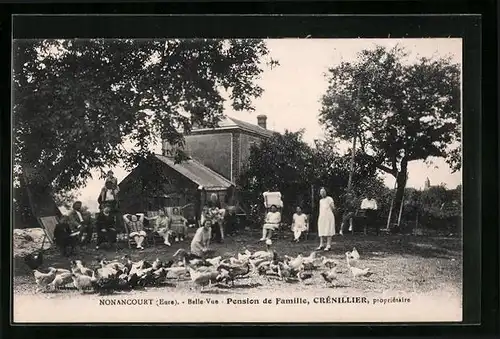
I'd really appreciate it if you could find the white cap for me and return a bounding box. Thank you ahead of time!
[265,239,272,245]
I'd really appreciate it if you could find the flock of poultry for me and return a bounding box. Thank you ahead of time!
[32,241,373,294]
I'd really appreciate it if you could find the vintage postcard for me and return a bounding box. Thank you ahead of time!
[12,20,463,323]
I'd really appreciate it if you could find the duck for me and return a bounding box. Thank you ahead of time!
[33,267,57,292]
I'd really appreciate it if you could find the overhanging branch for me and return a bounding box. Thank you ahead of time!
[358,153,397,177]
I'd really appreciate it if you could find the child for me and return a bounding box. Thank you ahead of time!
[260,205,281,241]
[291,206,308,242]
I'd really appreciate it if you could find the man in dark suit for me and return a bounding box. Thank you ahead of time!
[68,201,94,245]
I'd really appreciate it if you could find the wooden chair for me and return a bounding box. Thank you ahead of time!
[38,216,59,244]
[145,210,165,245]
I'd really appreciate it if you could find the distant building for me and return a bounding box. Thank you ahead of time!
[424,177,431,190]
[118,115,275,218]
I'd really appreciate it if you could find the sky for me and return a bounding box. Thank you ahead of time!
[70,38,462,212]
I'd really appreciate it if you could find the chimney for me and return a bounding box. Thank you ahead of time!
[257,115,267,129]
[162,140,185,157]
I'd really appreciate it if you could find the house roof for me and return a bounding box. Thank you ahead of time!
[191,115,275,138]
[154,154,234,191]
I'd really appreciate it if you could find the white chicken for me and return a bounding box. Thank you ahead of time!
[351,247,360,260]
[345,252,372,278]
[71,260,93,277]
[187,265,219,291]
[33,267,57,292]
[47,272,73,291]
[165,267,188,280]
[71,271,97,293]
[250,239,274,261]
[205,256,222,267]
[237,249,252,262]
[100,259,126,271]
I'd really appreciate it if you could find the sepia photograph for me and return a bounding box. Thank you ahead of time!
[12,32,463,323]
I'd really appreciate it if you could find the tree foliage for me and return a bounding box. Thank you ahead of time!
[238,132,382,223]
[319,45,461,223]
[13,39,277,194]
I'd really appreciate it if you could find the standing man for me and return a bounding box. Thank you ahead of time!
[360,192,379,235]
[98,180,120,229]
[68,201,94,245]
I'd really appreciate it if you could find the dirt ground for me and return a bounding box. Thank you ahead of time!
[13,229,462,296]
[12,230,463,322]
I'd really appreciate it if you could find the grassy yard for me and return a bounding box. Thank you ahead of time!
[13,228,462,298]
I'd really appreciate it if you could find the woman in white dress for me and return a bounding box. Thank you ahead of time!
[317,187,336,251]
[260,205,282,241]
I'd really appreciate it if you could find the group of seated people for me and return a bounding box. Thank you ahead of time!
[52,197,240,256]
[260,205,310,242]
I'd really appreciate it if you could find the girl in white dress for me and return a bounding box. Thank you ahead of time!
[291,206,308,242]
[317,187,336,251]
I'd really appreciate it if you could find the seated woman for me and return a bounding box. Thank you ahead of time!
[95,206,118,250]
[260,205,281,241]
[190,220,214,258]
[53,215,78,256]
[123,213,146,250]
[291,206,308,242]
[146,209,171,246]
[170,207,188,242]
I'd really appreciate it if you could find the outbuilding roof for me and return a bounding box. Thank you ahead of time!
[154,154,234,191]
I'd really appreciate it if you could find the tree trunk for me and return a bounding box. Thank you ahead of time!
[391,162,408,229]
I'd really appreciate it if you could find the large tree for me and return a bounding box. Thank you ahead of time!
[319,45,460,226]
[13,39,277,196]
